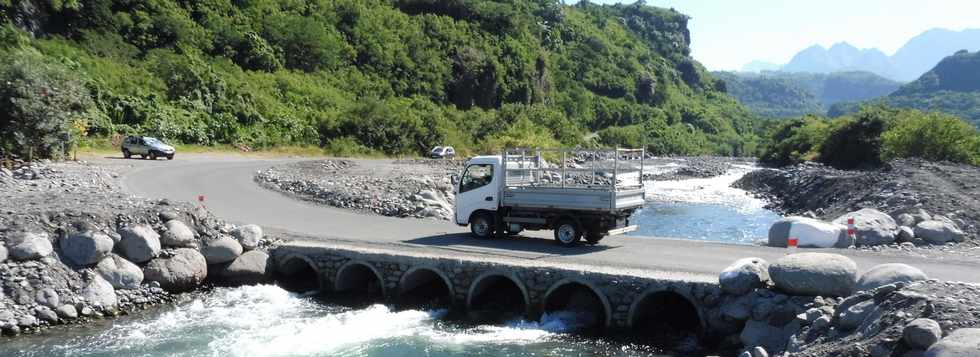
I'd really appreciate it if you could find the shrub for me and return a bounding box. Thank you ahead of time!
[881,110,980,164]
[0,48,101,159]
[817,106,892,169]
[758,116,829,167]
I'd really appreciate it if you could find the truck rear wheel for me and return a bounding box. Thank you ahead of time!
[470,213,495,239]
[554,220,581,246]
[585,231,604,245]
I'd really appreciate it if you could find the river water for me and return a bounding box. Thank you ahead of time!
[0,285,670,357]
[631,162,780,244]
[1,161,777,356]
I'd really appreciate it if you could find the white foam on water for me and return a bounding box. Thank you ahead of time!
[643,166,768,214]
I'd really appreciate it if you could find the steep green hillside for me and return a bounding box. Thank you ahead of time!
[830,50,980,127]
[0,0,759,159]
[714,71,900,118]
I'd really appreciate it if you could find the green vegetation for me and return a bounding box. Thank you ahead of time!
[830,50,980,127]
[715,70,901,119]
[0,0,759,159]
[760,105,980,168]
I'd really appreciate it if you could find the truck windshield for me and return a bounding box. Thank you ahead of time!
[460,164,493,193]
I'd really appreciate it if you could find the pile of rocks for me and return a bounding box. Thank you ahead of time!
[255,160,457,221]
[0,160,275,337]
[735,159,979,248]
[766,207,966,248]
[714,253,979,356]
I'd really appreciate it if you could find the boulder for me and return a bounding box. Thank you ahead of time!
[905,318,942,350]
[35,288,60,308]
[833,208,899,246]
[160,220,197,248]
[769,253,858,297]
[158,210,179,222]
[0,244,7,263]
[720,257,771,295]
[95,254,144,290]
[143,248,207,292]
[915,220,965,245]
[897,213,917,228]
[856,263,928,292]
[740,319,801,354]
[82,274,118,308]
[8,232,54,260]
[898,226,916,243]
[768,217,807,247]
[835,299,877,330]
[117,224,161,263]
[56,304,78,319]
[59,231,114,266]
[212,250,271,285]
[201,236,243,264]
[788,218,851,248]
[35,306,58,323]
[231,224,263,250]
[925,328,980,357]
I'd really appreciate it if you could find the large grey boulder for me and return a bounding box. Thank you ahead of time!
[905,318,942,350]
[769,217,807,247]
[833,208,899,246]
[720,257,771,295]
[201,236,243,265]
[856,263,928,292]
[82,274,118,308]
[95,254,144,290]
[769,253,858,297]
[35,288,60,308]
[160,220,197,248]
[60,231,114,266]
[143,248,207,292]
[117,224,161,263]
[769,217,851,248]
[915,220,965,245]
[925,328,980,357]
[212,250,271,285]
[231,224,263,250]
[8,232,54,260]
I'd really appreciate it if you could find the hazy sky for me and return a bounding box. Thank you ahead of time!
[575,0,980,71]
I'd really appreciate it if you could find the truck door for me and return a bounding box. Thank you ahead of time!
[455,163,498,225]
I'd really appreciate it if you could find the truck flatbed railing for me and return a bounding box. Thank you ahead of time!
[502,148,645,191]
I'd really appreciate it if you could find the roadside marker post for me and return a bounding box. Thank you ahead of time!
[787,236,798,255]
[847,217,856,243]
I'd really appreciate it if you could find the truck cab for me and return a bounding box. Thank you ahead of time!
[454,149,645,246]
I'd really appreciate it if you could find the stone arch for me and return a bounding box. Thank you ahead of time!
[275,254,322,293]
[628,287,704,336]
[334,260,386,299]
[398,266,453,308]
[466,271,530,319]
[541,279,613,329]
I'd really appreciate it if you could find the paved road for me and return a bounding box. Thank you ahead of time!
[117,154,980,283]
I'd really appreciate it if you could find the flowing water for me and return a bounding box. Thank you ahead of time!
[630,161,781,244]
[0,285,671,357]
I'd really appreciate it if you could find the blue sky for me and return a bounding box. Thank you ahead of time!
[573,0,980,70]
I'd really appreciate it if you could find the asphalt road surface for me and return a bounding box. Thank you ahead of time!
[117,154,980,283]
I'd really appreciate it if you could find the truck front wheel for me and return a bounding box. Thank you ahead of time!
[470,213,495,239]
[554,220,581,246]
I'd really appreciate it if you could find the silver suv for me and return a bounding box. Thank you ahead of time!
[122,136,175,160]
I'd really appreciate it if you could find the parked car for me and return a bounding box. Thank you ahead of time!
[430,146,456,159]
[122,136,175,160]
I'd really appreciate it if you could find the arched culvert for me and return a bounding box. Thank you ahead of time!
[542,280,611,332]
[334,261,385,301]
[276,255,321,293]
[629,290,703,350]
[466,273,529,323]
[398,267,452,310]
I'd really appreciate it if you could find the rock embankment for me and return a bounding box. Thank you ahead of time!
[255,159,459,221]
[736,159,978,249]
[0,161,276,337]
[714,254,979,356]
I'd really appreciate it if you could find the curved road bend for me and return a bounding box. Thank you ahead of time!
[118,154,980,283]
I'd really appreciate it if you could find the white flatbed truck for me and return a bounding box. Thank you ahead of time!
[453,148,646,246]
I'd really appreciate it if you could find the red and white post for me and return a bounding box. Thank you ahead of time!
[847,217,856,244]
